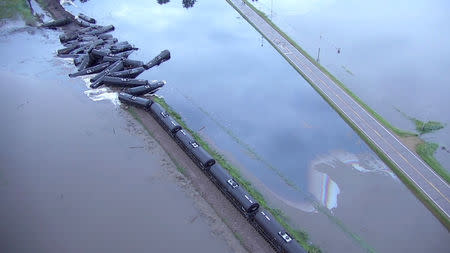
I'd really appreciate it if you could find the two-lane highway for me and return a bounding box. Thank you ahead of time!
[228,0,450,222]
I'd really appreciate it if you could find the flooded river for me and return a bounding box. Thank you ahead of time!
[0,21,242,253]
[251,0,450,170]
[17,0,450,252]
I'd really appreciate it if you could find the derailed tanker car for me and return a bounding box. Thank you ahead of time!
[209,164,259,215]
[124,81,165,96]
[118,92,152,109]
[175,129,215,169]
[49,11,308,253]
[149,102,182,134]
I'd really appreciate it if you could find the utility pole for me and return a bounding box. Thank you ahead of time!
[317,48,320,63]
[271,0,273,19]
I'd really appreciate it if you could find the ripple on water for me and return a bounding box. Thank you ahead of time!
[311,150,398,181]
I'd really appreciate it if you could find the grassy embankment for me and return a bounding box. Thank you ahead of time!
[232,0,450,229]
[417,142,448,179]
[0,0,36,24]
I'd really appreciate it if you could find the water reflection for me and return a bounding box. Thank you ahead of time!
[29,0,53,23]
[263,150,397,216]
[309,169,340,211]
[270,170,340,214]
[312,151,398,180]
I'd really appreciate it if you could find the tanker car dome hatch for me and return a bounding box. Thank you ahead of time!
[190,141,199,148]
[161,111,169,118]
[227,179,239,188]
[131,96,137,100]
[278,231,292,243]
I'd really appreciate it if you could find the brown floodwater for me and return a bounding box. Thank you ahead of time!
[0,22,241,253]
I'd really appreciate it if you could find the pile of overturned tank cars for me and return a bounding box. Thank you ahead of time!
[42,14,307,253]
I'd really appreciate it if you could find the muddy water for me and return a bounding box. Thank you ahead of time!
[62,1,450,252]
[0,22,240,253]
[252,0,450,170]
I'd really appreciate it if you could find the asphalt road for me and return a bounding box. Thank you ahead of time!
[229,0,450,220]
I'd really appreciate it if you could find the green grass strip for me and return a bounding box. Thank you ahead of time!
[0,0,36,25]
[233,0,449,229]
[413,119,445,135]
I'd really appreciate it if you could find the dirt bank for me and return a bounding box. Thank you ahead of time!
[400,136,423,155]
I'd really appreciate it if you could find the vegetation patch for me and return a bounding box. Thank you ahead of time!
[152,96,321,252]
[341,66,354,76]
[412,119,444,135]
[176,165,186,175]
[396,109,445,136]
[0,0,36,25]
[417,142,450,183]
